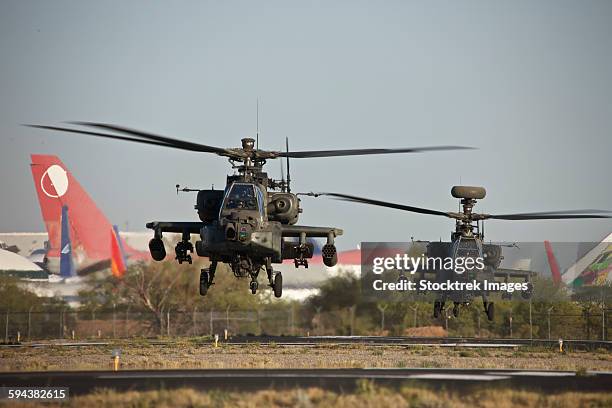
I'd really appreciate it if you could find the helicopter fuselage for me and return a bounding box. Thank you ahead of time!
[146,167,342,295]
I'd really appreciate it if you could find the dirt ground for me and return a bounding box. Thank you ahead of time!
[1,340,611,372]
[10,386,612,408]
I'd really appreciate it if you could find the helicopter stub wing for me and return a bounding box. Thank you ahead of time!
[146,221,205,235]
[280,225,343,238]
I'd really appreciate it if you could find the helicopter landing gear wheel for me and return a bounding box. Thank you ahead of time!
[250,280,258,295]
[199,270,209,296]
[433,301,441,318]
[486,302,495,321]
[452,303,460,318]
[273,272,283,298]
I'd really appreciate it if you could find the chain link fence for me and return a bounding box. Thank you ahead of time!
[2,305,610,342]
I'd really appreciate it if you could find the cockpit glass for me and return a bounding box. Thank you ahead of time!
[224,184,257,210]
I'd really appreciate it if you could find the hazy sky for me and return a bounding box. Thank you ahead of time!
[1,1,611,249]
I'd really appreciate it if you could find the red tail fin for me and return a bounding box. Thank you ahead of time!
[30,155,131,261]
[110,228,127,278]
[544,240,562,286]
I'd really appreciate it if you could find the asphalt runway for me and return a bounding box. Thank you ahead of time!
[3,336,610,351]
[1,368,610,394]
[228,335,612,350]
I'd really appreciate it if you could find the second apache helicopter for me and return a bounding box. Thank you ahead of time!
[317,187,610,320]
[28,121,471,297]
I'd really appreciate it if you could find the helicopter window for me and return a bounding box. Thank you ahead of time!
[224,183,257,210]
[453,237,482,260]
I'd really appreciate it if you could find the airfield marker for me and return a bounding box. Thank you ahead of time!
[112,349,121,371]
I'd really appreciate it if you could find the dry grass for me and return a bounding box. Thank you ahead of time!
[404,325,448,337]
[1,341,611,372]
[11,386,612,408]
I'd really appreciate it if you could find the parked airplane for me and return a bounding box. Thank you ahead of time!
[0,155,149,276]
[545,233,612,288]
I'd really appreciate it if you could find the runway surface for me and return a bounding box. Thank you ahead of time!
[228,335,612,350]
[3,335,611,350]
[1,368,610,394]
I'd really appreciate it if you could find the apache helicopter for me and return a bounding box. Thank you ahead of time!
[27,121,472,297]
[316,186,611,320]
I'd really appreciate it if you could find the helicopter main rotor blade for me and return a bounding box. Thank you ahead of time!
[72,122,232,155]
[26,124,180,149]
[321,193,451,217]
[486,210,611,221]
[278,145,474,159]
[26,122,236,156]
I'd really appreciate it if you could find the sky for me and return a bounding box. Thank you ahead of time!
[1,0,611,249]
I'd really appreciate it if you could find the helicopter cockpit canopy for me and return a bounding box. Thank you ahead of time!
[222,183,265,216]
[452,236,483,265]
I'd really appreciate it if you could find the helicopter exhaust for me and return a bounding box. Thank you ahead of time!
[148,237,166,261]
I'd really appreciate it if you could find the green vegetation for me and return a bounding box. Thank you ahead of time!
[2,263,610,340]
[0,276,66,312]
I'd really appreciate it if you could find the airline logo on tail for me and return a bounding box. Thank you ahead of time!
[30,154,146,274]
[59,205,76,278]
[41,165,69,198]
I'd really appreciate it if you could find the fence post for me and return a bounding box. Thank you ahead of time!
[529,299,533,341]
[547,306,554,340]
[112,303,116,339]
[586,310,591,340]
[193,307,197,336]
[445,308,449,332]
[125,307,130,338]
[287,309,291,336]
[159,307,164,335]
[350,305,356,336]
[509,315,513,338]
[58,310,63,339]
[209,309,213,335]
[291,304,295,336]
[408,304,418,328]
[4,311,8,343]
[225,305,231,334]
[377,303,388,333]
[602,307,606,341]
[27,306,33,340]
[167,310,170,337]
[315,306,322,335]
